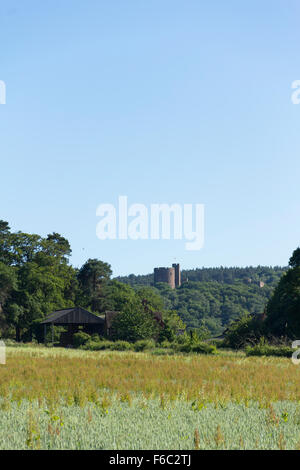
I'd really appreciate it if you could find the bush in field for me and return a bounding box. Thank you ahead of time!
[73,332,91,347]
[109,341,133,351]
[133,339,156,352]
[175,342,192,353]
[245,338,293,357]
[173,332,190,345]
[223,314,266,349]
[173,341,217,355]
[190,343,218,355]
[83,340,114,351]
[3,339,44,348]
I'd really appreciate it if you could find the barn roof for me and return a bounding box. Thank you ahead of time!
[41,307,105,325]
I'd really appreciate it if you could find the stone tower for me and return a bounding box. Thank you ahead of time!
[154,264,181,289]
[172,263,181,288]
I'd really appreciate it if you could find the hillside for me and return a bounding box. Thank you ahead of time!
[115,267,287,335]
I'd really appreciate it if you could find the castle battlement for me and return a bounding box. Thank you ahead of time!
[154,264,181,289]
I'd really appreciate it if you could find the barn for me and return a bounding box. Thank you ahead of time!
[41,307,106,345]
[41,306,165,345]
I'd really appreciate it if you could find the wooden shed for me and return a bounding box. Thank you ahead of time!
[41,307,105,345]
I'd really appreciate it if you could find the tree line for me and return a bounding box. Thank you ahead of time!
[0,220,183,342]
[116,266,287,336]
[0,219,294,344]
[224,248,300,348]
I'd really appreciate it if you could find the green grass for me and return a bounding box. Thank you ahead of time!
[1,397,300,449]
[0,346,299,449]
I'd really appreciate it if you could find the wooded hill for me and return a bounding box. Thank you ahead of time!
[116,267,287,335]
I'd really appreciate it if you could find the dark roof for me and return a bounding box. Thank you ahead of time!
[41,307,105,325]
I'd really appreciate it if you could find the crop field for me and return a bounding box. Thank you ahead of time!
[1,347,300,449]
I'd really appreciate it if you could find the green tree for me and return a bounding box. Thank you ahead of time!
[0,262,17,307]
[266,266,300,338]
[0,262,17,337]
[77,259,112,312]
[0,223,78,341]
[135,286,165,311]
[0,220,11,264]
[111,302,159,342]
[289,248,300,269]
[224,315,266,349]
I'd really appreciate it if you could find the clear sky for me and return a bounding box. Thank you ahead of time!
[0,0,299,276]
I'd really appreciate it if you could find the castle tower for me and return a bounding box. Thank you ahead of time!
[154,267,175,289]
[154,264,181,289]
[172,263,181,288]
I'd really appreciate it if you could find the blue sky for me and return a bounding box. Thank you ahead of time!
[0,0,299,276]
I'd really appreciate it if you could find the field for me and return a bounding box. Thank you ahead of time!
[1,347,300,449]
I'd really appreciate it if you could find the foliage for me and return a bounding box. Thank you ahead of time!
[245,340,293,358]
[109,341,133,351]
[0,220,78,341]
[116,265,286,286]
[110,303,159,342]
[223,314,266,349]
[265,265,300,339]
[190,343,217,354]
[116,267,286,334]
[82,340,114,351]
[133,339,156,352]
[77,259,112,312]
[73,332,91,348]
[0,217,295,348]
[0,220,172,344]
[175,341,217,354]
[289,247,300,269]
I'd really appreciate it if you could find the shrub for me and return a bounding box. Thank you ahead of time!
[223,315,266,349]
[173,333,190,345]
[83,340,114,351]
[207,339,224,348]
[133,339,156,352]
[245,341,293,358]
[4,340,44,348]
[190,343,217,355]
[150,348,175,356]
[73,332,91,348]
[175,343,192,353]
[109,341,133,351]
[173,341,217,355]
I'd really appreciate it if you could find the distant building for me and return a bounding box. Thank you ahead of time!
[154,264,181,289]
[41,308,165,344]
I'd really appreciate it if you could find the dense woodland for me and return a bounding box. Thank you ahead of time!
[0,219,297,344]
[116,267,286,335]
[0,220,183,342]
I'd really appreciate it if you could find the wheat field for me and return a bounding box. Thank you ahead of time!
[0,347,300,449]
